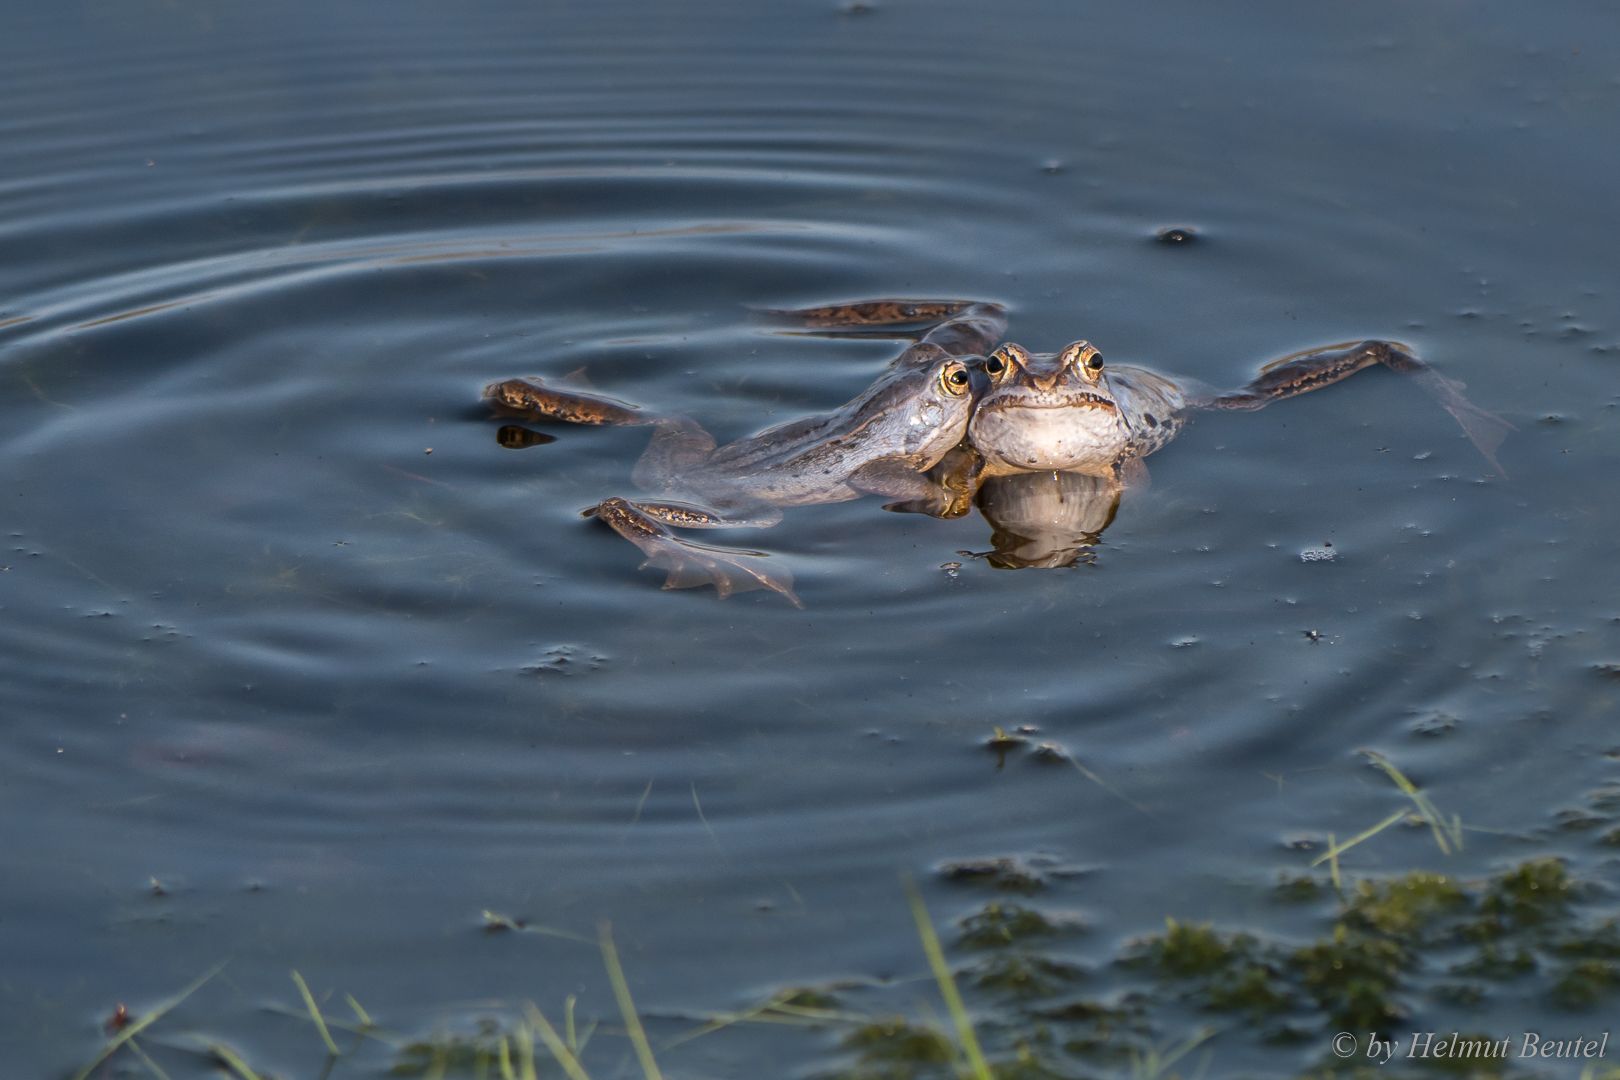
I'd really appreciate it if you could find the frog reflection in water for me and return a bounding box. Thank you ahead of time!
[485,300,1510,597]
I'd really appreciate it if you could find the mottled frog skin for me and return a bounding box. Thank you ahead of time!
[485,299,1510,595]
[484,301,1005,605]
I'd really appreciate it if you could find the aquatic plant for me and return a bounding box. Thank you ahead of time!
[65,842,1620,1080]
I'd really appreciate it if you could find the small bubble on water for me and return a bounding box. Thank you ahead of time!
[1156,226,1197,244]
[1040,158,1065,174]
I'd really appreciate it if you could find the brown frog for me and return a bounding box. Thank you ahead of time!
[483,301,1007,605]
[953,322,1511,568]
[485,299,1510,593]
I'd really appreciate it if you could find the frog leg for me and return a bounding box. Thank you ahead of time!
[484,377,728,489]
[759,299,1008,357]
[861,443,985,519]
[592,497,801,607]
[484,377,655,426]
[1206,340,1514,477]
[583,500,783,530]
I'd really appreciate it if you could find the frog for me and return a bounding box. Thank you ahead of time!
[968,336,1509,479]
[486,298,1511,594]
[483,300,1008,605]
[950,320,1511,568]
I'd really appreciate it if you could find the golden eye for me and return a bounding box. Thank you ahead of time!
[942,364,970,395]
[984,355,1005,375]
[1085,352,1104,372]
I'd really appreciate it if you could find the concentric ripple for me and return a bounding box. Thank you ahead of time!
[5,1,1619,1076]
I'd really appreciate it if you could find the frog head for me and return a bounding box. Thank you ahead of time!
[840,343,988,465]
[968,341,1129,474]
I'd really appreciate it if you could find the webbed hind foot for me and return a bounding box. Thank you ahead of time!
[595,497,801,607]
[1210,340,1515,477]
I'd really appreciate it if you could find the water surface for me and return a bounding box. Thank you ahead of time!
[4,1,1619,1076]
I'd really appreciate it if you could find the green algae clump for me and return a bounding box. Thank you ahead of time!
[1477,858,1572,929]
[1139,918,1252,978]
[1342,872,1468,941]
[1292,923,1408,1033]
[958,903,1075,950]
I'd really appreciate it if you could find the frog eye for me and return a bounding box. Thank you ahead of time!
[985,347,1018,381]
[1061,341,1104,379]
[940,363,971,396]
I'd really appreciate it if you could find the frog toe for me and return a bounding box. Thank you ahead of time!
[596,498,801,606]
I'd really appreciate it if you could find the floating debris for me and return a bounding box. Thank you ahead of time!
[1031,742,1070,764]
[1408,711,1459,736]
[938,854,1089,894]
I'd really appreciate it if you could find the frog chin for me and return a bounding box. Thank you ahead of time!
[970,403,1126,472]
[901,398,970,460]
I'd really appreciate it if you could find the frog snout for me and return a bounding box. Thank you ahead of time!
[965,366,991,401]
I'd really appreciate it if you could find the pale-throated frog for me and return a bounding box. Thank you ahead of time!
[953,317,1511,568]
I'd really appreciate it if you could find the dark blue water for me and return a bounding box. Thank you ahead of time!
[4,2,1618,1077]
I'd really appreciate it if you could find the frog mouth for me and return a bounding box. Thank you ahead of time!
[988,393,1116,410]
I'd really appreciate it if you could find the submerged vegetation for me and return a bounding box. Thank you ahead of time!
[70,754,1620,1080]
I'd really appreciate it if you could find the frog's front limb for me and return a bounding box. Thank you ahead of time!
[870,442,985,519]
[594,497,802,607]
[762,298,1008,357]
[1204,340,1514,476]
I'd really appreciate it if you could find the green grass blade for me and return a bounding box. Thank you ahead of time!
[1309,809,1408,867]
[525,1002,595,1080]
[126,1036,176,1080]
[1360,750,1460,854]
[195,1040,261,1080]
[515,1024,538,1080]
[1130,1027,1215,1080]
[71,960,227,1080]
[261,1003,402,1047]
[901,871,994,1080]
[291,970,342,1057]
[599,920,665,1080]
[1362,750,1419,796]
[498,1035,515,1080]
[346,994,372,1027]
